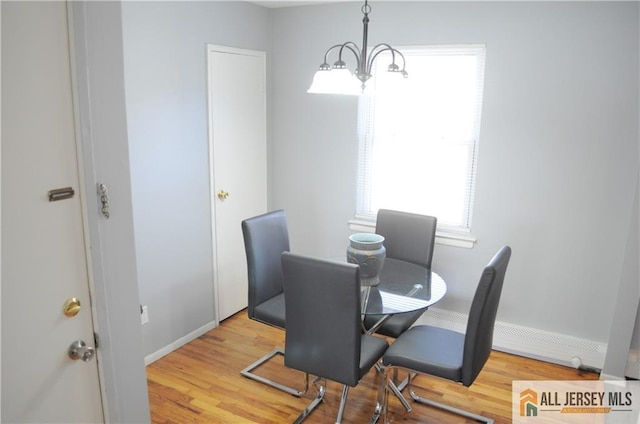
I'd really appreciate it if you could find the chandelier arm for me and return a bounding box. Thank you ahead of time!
[337,42,361,66]
[367,43,400,67]
[367,45,394,72]
[322,44,350,66]
[394,50,408,73]
[366,44,405,72]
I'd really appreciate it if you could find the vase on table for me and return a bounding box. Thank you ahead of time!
[347,233,386,286]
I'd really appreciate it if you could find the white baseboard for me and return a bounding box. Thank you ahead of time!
[416,308,608,371]
[144,320,218,366]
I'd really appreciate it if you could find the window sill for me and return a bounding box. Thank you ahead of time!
[348,217,476,249]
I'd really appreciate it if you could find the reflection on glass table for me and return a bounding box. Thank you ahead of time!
[359,258,447,334]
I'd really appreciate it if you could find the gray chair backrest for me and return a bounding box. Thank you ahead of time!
[376,209,437,269]
[282,252,362,387]
[461,245,512,386]
[241,210,290,320]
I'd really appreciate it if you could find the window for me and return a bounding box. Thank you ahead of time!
[355,45,486,245]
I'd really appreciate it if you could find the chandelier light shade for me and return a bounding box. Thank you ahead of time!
[307,0,408,95]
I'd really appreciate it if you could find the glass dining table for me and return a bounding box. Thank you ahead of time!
[354,257,448,413]
[326,254,447,413]
[359,257,447,334]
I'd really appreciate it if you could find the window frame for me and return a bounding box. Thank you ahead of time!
[351,44,486,248]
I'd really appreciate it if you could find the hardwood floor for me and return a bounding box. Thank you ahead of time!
[147,311,598,423]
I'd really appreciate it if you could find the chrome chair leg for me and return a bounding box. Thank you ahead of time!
[375,363,412,412]
[240,347,307,397]
[292,378,326,424]
[335,385,350,424]
[370,402,382,424]
[382,367,413,423]
[369,362,386,424]
[408,388,495,423]
[291,379,359,424]
[382,366,395,424]
[384,369,494,424]
[394,370,417,392]
[388,375,412,412]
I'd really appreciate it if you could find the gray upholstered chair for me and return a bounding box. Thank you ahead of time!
[379,246,512,424]
[282,252,389,424]
[364,209,438,338]
[240,210,305,396]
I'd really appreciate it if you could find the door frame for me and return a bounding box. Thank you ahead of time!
[67,2,151,422]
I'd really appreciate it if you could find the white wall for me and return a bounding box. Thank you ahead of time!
[121,1,270,357]
[120,1,639,369]
[269,1,639,359]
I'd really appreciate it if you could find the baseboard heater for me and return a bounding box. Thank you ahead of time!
[416,307,639,380]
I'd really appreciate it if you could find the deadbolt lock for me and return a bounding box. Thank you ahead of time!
[217,190,230,200]
[63,297,81,317]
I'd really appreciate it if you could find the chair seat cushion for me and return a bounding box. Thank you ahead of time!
[253,293,286,328]
[383,325,464,383]
[359,335,389,381]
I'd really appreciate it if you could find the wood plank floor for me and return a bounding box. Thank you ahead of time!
[147,310,599,423]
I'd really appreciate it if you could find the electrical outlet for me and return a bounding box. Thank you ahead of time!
[141,305,149,325]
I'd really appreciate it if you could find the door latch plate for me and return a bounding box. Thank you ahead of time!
[48,187,75,202]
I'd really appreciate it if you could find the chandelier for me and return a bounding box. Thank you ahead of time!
[307,0,408,95]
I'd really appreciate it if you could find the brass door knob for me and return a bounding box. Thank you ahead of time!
[217,190,229,200]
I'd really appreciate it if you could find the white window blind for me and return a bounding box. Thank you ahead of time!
[356,45,486,233]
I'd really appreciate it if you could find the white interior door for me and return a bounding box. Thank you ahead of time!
[208,46,267,321]
[1,2,104,422]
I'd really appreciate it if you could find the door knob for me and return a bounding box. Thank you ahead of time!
[217,190,229,200]
[68,340,95,362]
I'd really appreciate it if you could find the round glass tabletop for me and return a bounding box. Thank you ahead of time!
[361,258,447,315]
